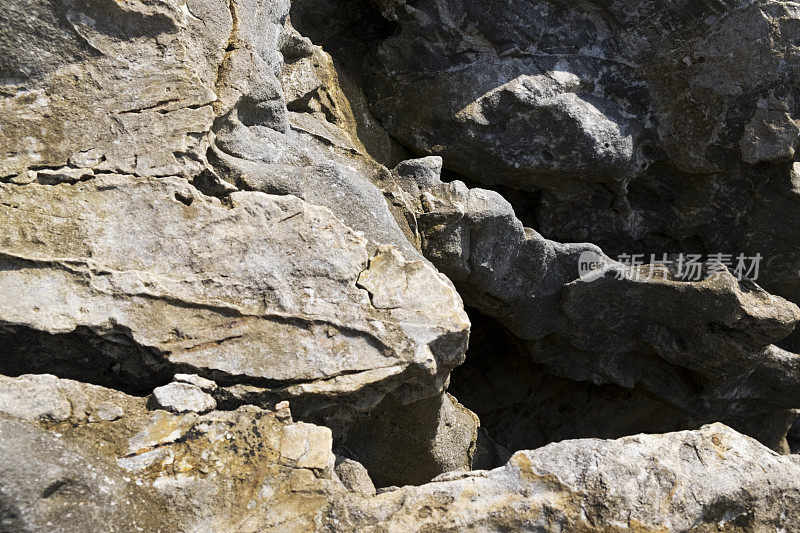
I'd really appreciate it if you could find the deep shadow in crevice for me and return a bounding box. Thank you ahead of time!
[448,307,703,455]
[0,325,173,396]
[290,0,397,73]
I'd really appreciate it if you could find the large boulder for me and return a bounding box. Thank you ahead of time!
[356,0,800,187]
[0,374,341,532]
[329,423,800,531]
[307,0,800,352]
[0,175,468,416]
[387,160,800,448]
[0,0,474,482]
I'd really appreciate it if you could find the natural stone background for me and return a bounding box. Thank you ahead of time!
[2,0,800,530]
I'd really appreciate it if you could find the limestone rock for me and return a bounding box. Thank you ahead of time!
[296,0,800,359]
[334,458,376,497]
[4,0,800,529]
[327,424,800,531]
[173,373,218,391]
[150,382,217,414]
[343,392,479,487]
[0,374,344,531]
[0,419,174,532]
[1,0,225,179]
[0,175,468,413]
[5,375,798,531]
[331,0,800,187]
[0,373,139,424]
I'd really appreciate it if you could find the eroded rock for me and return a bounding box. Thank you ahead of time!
[150,382,217,414]
[4,375,798,531]
[0,175,468,420]
[387,159,800,448]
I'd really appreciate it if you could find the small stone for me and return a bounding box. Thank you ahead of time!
[274,401,292,421]
[94,401,124,422]
[173,374,217,391]
[334,458,376,497]
[149,382,216,414]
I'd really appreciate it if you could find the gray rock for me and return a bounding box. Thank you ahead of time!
[0,419,174,532]
[150,382,217,414]
[173,373,218,391]
[4,0,800,529]
[0,0,223,179]
[303,0,800,359]
[343,392,479,487]
[0,374,139,424]
[334,457,376,497]
[5,375,798,531]
[387,163,800,448]
[341,0,800,186]
[0,374,344,531]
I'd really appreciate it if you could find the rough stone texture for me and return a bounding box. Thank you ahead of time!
[309,0,800,354]
[2,375,800,531]
[342,392,479,487]
[173,373,218,391]
[357,0,800,184]
[329,423,800,531]
[0,374,341,532]
[150,382,217,414]
[387,159,800,449]
[4,0,800,529]
[1,0,224,179]
[0,174,468,413]
[0,0,478,490]
[334,457,377,497]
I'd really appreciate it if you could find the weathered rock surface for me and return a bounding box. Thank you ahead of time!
[4,0,800,529]
[331,423,800,531]
[308,0,800,353]
[355,0,800,185]
[2,375,800,531]
[0,374,340,532]
[342,392,479,487]
[334,457,377,497]
[150,381,217,414]
[0,0,477,489]
[0,175,468,416]
[1,0,225,179]
[386,158,800,448]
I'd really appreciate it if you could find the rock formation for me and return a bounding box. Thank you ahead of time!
[2,0,800,530]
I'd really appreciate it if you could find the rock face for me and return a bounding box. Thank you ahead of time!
[3,0,800,529]
[2,375,799,531]
[0,175,467,406]
[360,0,800,182]
[330,423,800,532]
[384,157,800,449]
[337,0,800,350]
